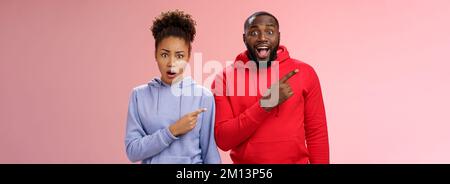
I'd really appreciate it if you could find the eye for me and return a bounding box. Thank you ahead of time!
[176,54,184,59]
[161,53,168,58]
[250,31,258,36]
[267,30,274,35]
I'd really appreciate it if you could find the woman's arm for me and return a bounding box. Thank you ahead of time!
[124,89,178,163]
[199,94,221,164]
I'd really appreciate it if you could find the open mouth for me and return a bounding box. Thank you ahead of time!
[166,69,178,79]
[255,45,270,60]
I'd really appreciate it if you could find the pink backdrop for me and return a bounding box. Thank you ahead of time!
[1,0,450,163]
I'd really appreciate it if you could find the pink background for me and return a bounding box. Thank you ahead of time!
[1,0,450,163]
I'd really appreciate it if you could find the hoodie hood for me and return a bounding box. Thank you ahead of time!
[148,76,196,88]
[148,76,196,115]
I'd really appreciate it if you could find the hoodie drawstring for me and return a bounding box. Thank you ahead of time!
[149,77,193,118]
[179,88,183,119]
[156,85,160,115]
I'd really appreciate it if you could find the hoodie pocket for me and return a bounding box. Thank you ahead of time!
[150,156,192,164]
[243,138,307,164]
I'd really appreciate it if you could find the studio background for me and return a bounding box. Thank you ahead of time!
[1,0,449,163]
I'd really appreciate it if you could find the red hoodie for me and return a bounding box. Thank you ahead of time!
[212,45,329,164]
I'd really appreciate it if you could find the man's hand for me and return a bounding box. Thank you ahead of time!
[260,69,299,111]
[169,108,207,137]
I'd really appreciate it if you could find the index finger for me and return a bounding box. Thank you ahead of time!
[190,108,207,116]
[280,69,299,83]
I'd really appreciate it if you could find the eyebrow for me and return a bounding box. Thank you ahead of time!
[249,23,276,29]
[160,49,185,53]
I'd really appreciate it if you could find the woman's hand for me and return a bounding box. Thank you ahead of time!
[169,108,207,137]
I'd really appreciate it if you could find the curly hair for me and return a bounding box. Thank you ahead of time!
[151,10,196,54]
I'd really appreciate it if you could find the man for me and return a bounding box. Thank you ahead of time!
[212,11,329,164]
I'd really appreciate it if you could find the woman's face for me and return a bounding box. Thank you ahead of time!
[155,36,190,85]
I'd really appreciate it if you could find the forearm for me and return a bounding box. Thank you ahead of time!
[214,101,272,151]
[125,127,177,162]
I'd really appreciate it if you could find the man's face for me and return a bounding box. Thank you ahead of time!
[243,15,280,66]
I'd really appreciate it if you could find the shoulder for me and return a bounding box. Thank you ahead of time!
[192,84,214,98]
[191,84,215,107]
[128,84,152,101]
[290,59,316,74]
[131,84,149,95]
[132,84,149,92]
[288,59,323,89]
[288,59,320,82]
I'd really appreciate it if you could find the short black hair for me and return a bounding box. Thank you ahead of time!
[244,11,279,31]
[151,10,196,53]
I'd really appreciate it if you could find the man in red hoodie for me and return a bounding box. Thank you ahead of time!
[212,11,329,164]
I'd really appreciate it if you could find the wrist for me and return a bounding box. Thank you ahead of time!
[259,99,274,112]
[169,125,179,137]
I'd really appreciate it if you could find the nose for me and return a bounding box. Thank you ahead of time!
[257,32,268,42]
[167,56,176,67]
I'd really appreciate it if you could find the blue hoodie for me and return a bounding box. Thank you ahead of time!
[125,77,221,164]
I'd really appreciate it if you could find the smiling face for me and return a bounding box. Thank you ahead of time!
[155,36,190,85]
[243,14,280,66]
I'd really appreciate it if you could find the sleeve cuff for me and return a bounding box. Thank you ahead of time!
[160,127,179,146]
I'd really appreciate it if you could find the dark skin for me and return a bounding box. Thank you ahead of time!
[243,14,297,111]
[243,15,280,64]
[259,69,298,111]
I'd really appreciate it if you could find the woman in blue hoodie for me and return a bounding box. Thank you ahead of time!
[125,10,221,164]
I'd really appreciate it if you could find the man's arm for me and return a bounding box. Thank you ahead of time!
[303,66,330,164]
[212,73,273,151]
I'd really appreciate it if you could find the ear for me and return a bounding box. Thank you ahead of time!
[242,33,246,43]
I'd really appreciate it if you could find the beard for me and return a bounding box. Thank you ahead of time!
[245,42,279,68]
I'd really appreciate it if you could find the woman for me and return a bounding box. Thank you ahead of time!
[125,10,221,164]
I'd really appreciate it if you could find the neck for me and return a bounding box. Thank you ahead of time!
[161,76,185,86]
